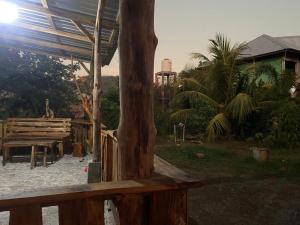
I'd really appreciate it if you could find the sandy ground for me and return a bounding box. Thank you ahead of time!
[0,154,117,225]
[0,154,190,225]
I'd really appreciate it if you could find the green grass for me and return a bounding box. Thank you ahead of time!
[156,144,300,179]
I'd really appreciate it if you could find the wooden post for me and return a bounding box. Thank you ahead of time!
[117,0,158,180]
[92,4,102,163]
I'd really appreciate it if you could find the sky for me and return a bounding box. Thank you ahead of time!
[98,0,300,76]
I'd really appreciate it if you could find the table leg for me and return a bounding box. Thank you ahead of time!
[58,141,64,158]
[43,147,47,167]
[2,147,8,166]
[31,146,37,169]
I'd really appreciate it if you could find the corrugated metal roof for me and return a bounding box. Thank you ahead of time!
[241,34,300,60]
[0,0,119,65]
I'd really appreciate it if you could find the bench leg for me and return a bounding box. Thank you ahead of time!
[50,147,55,164]
[43,147,47,167]
[31,146,37,169]
[2,147,8,166]
[58,142,64,158]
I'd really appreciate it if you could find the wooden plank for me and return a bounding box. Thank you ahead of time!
[7,127,71,132]
[0,176,200,212]
[7,118,71,122]
[9,204,43,225]
[59,198,104,225]
[114,194,144,225]
[149,190,187,225]
[82,198,105,225]
[5,132,70,137]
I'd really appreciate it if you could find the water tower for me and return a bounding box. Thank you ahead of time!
[155,59,177,109]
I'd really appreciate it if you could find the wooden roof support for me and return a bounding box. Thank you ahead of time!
[15,0,117,29]
[0,33,91,56]
[73,21,95,43]
[118,0,158,180]
[5,22,92,43]
[115,1,189,225]
[92,0,105,163]
[15,1,95,26]
[0,43,89,62]
[40,0,65,56]
[78,60,91,75]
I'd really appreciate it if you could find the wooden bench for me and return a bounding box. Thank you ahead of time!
[3,140,57,168]
[3,118,71,165]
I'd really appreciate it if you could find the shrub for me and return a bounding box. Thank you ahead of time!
[270,101,300,148]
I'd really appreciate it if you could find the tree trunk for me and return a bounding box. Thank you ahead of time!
[117,0,158,180]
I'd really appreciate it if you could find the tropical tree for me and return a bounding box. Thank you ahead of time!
[171,34,257,141]
[0,48,78,119]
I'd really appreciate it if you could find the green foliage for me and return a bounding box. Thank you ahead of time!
[270,101,300,148]
[226,93,255,124]
[207,113,230,141]
[172,34,255,140]
[0,48,78,119]
[101,87,120,130]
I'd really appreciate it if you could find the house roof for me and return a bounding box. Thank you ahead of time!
[0,0,119,65]
[241,34,300,60]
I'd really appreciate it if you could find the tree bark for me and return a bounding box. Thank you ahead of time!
[117,0,158,180]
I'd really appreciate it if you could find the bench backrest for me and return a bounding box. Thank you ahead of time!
[5,118,71,138]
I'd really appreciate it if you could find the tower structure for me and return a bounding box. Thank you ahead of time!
[155,59,177,109]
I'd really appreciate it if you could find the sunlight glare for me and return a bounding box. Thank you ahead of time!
[0,1,18,24]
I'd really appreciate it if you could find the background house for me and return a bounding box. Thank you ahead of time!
[240,34,300,83]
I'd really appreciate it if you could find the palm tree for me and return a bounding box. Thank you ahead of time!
[171,34,256,141]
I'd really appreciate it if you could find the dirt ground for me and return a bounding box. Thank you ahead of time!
[188,178,300,225]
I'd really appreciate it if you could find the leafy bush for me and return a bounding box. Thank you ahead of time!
[101,87,120,130]
[270,101,300,148]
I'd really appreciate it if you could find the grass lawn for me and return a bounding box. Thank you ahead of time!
[156,143,300,180]
[156,142,300,225]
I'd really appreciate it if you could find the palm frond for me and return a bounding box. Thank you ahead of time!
[226,93,254,124]
[207,113,230,142]
[190,53,210,62]
[170,108,197,122]
[176,78,206,91]
[171,91,220,109]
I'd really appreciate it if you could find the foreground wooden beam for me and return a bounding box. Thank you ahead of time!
[117,0,158,180]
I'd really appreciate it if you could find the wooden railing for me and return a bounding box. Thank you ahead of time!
[0,175,197,225]
[101,130,120,182]
[71,120,93,153]
[0,120,4,154]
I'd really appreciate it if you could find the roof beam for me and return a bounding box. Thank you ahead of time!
[78,60,91,75]
[15,1,117,29]
[0,42,90,62]
[6,22,92,43]
[0,32,92,56]
[73,21,95,43]
[15,1,95,26]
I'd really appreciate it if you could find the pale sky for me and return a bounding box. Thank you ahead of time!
[98,0,300,76]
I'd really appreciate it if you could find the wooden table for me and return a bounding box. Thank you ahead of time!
[3,140,57,169]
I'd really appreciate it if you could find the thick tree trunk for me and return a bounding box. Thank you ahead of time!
[117,0,158,180]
